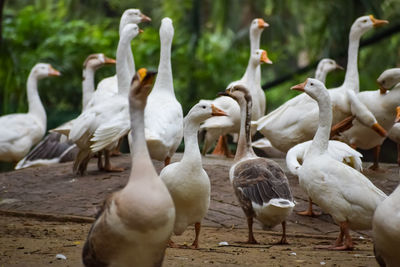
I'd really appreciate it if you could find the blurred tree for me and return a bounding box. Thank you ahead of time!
[0,0,399,163]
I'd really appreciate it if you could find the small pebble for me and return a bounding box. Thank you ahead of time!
[56,254,67,260]
[320,262,326,265]
[218,241,229,246]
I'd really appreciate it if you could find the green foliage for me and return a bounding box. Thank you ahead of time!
[1,0,400,129]
[1,2,118,127]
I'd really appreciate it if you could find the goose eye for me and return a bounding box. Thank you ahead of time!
[310,83,314,86]
[202,105,206,109]
[363,19,367,23]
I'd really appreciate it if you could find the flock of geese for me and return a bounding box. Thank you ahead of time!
[0,8,399,267]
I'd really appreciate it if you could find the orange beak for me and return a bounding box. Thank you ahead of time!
[371,122,387,137]
[369,15,389,28]
[141,14,152,23]
[395,106,400,123]
[379,85,387,94]
[104,56,116,64]
[258,18,269,29]
[290,79,308,92]
[139,28,144,34]
[211,104,227,116]
[49,66,61,76]
[261,50,273,64]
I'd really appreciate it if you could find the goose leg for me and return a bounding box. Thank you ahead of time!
[246,217,258,244]
[297,197,321,217]
[276,221,288,245]
[97,151,104,170]
[110,137,123,156]
[315,221,352,250]
[164,156,171,166]
[369,145,381,171]
[330,115,355,138]
[212,135,233,157]
[330,221,354,250]
[104,150,124,172]
[189,222,201,249]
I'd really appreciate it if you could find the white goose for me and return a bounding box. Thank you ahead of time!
[338,68,400,170]
[314,58,344,84]
[160,101,226,248]
[253,58,343,155]
[82,69,175,267]
[201,18,269,156]
[201,48,272,156]
[0,63,60,163]
[254,15,388,153]
[91,18,183,167]
[224,85,294,244]
[144,17,183,166]
[15,54,115,170]
[388,116,400,165]
[94,9,151,99]
[373,183,400,267]
[292,78,387,250]
[286,58,362,216]
[67,24,141,175]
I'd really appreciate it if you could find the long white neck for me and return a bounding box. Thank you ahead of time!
[116,36,133,96]
[342,29,362,93]
[249,30,262,85]
[129,104,158,181]
[181,118,202,166]
[308,91,331,156]
[315,68,328,84]
[235,95,256,162]
[242,60,258,89]
[119,18,135,76]
[27,72,46,127]
[81,67,96,111]
[153,32,174,95]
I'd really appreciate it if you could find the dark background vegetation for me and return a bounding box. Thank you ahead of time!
[0,0,399,163]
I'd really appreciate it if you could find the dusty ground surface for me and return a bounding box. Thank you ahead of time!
[0,153,399,266]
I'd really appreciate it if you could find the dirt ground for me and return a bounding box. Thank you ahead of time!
[0,153,399,266]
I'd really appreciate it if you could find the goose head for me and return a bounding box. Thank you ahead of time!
[250,18,269,34]
[317,58,344,74]
[251,49,273,66]
[377,68,400,94]
[350,15,388,38]
[160,17,174,43]
[32,63,61,79]
[120,23,143,42]
[290,78,328,102]
[120,9,151,34]
[222,84,252,107]
[83,53,116,71]
[186,101,227,125]
[129,68,157,108]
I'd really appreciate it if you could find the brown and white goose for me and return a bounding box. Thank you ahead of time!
[223,85,294,244]
[82,69,175,267]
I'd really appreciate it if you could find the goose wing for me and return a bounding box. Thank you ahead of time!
[232,158,293,206]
